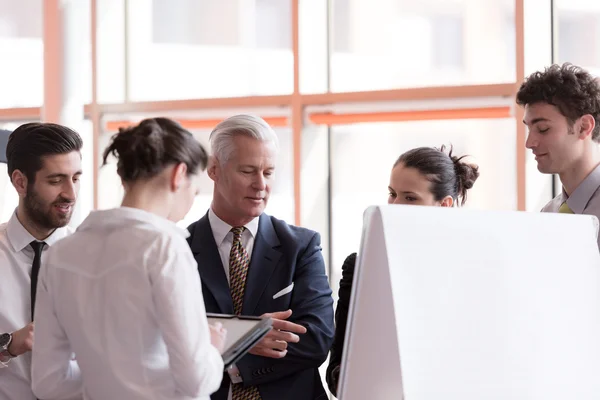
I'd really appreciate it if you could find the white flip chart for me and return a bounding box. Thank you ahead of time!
[339,205,600,400]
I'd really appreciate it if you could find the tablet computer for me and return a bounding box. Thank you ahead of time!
[207,313,273,369]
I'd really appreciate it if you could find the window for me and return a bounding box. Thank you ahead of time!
[432,14,464,70]
[0,0,43,108]
[556,0,600,73]
[124,0,293,101]
[97,0,126,103]
[328,0,516,92]
[151,0,291,49]
[299,0,328,93]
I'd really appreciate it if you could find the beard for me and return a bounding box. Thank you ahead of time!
[24,186,73,230]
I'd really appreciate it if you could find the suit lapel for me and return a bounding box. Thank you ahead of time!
[189,213,234,314]
[243,214,281,315]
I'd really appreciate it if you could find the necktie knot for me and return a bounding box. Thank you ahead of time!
[231,226,245,241]
[559,201,574,214]
[30,241,45,255]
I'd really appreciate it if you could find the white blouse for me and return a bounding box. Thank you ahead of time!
[31,207,224,400]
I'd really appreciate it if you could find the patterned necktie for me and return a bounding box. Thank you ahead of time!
[30,241,46,320]
[559,201,574,214]
[229,227,262,400]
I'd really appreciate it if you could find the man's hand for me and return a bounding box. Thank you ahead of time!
[249,310,307,359]
[7,322,34,357]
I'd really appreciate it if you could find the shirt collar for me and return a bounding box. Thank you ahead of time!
[565,163,600,213]
[78,207,190,238]
[6,209,72,253]
[208,208,259,247]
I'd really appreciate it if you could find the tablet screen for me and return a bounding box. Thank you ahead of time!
[207,316,268,354]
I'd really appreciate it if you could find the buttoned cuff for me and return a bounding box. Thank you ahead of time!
[0,354,11,367]
[228,364,243,383]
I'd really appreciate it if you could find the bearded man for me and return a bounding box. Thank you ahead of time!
[0,122,83,400]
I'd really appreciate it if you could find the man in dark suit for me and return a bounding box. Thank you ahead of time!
[187,114,334,400]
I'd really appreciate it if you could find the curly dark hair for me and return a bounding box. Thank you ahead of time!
[516,63,600,142]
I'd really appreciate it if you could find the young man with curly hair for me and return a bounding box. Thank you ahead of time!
[517,63,600,246]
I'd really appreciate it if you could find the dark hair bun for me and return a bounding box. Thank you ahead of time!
[442,144,480,204]
[102,118,208,183]
[103,119,167,182]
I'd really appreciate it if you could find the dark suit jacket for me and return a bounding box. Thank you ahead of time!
[187,213,335,400]
[326,253,356,398]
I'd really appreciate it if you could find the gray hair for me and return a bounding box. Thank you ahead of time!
[209,114,279,164]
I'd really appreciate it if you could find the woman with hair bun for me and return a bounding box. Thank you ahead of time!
[31,118,226,400]
[326,144,480,397]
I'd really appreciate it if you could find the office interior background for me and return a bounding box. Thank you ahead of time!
[0,0,597,299]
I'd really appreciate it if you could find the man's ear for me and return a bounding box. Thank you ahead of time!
[207,156,219,182]
[11,170,28,197]
[578,114,596,140]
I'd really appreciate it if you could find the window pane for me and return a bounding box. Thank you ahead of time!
[329,119,516,291]
[0,0,43,107]
[127,0,293,101]
[98,122,295,226]
[97,0,126,103]
[300,125,330,269]
[330,0,516,92]
[556,0,600,74]
[299,0,328,93]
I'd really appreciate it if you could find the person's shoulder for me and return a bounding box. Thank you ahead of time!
[186,212,209,237]
[186,218,198,234]
[343,252,357,267]
[141,224,189,250]
[0,221,9,252]
[265,214,319,242]
[48,225,77,249]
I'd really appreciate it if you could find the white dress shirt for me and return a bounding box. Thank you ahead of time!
[207,209,259,399]
[31,207,224,400]
[0,210,72,400]
[208,208,259,285]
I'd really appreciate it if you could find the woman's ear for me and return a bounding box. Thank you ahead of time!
[171,163,188,191]
[440,196,454,208]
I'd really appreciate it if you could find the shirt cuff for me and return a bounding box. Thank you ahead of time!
[227,364,243,383]
[0,355,10,368]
